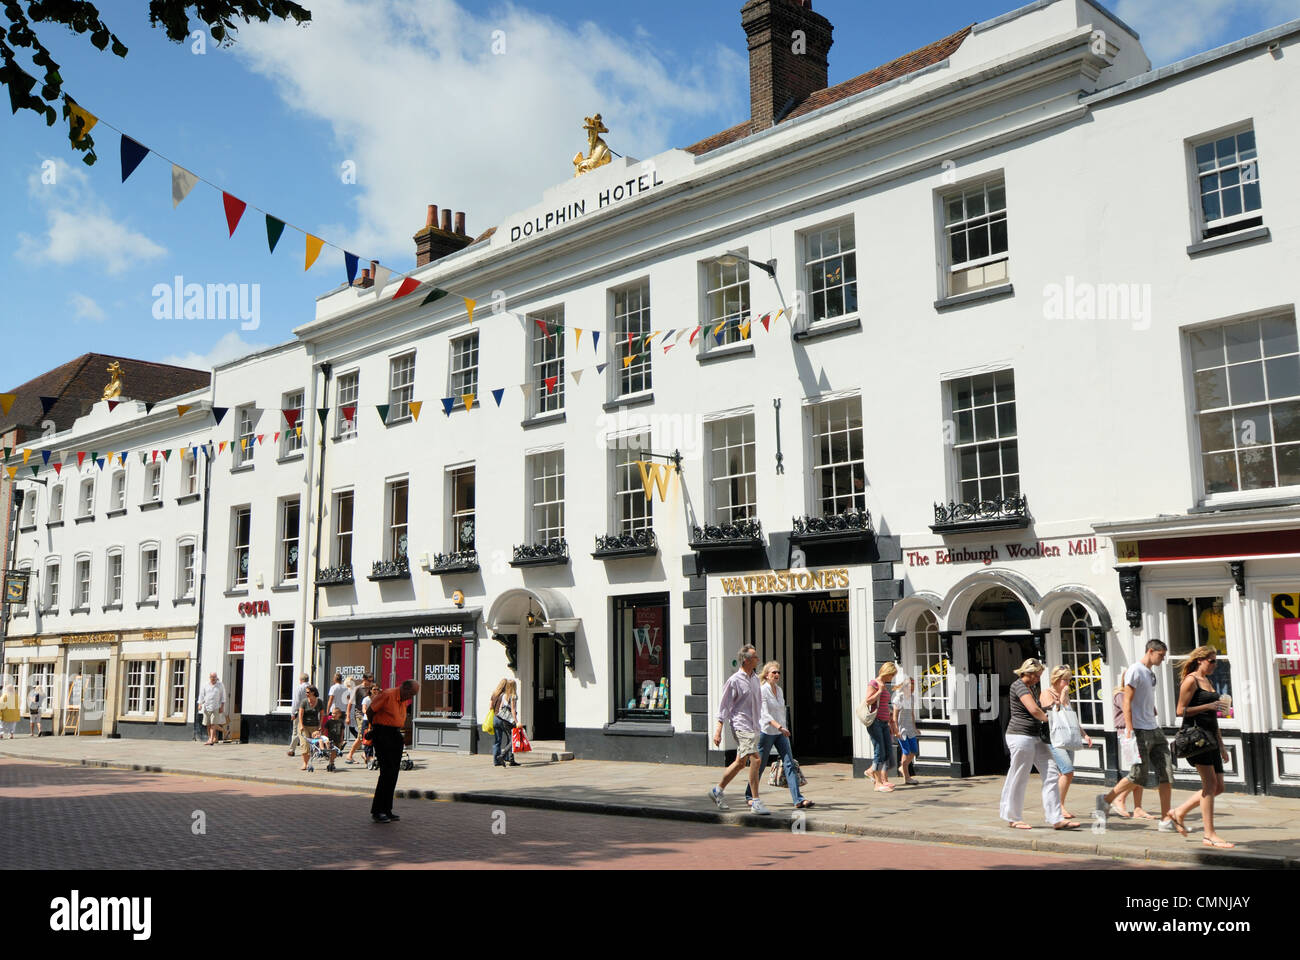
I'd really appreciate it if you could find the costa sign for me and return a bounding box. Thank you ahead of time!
[238,600,270,617]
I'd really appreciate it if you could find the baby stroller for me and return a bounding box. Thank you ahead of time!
[306,716,345,773]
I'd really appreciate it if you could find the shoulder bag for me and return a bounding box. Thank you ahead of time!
[855,681,878,727]
[1172,724,1214,759]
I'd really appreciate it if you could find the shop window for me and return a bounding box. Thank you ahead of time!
[528,306,566,416]
[168,660,188,717]
[1058,603,1103,726]
[612,281,652,396]
[942,178,1009,295]
[30,663,55,713]
[418,637,465,719]
[123,660,158,716]
[275,623,295,709]
[1189,313,1300,498]
[614,594,670,721]
[1270,592,1300,723]
[1166,597,1233,720]
[327,641,372,690]
[803,220,858,324]
[810,396,866,516]
[913,611,948,721]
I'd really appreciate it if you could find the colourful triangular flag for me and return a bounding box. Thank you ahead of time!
[177,404,192,418]
[68,101,97,143]
[441,397,455,417]
[41,451,51,466]
[409,400,423,421]
[421,287,449,306]
[740,321,751,339]
[305,235,324,271]
[544,376,558,395]
[341,405,356,425]
[597,362,608,375]
[371,265,392,295]
[393,278,420,300]
[664,343,674,354]
[107,400,121,412]
[675,329,689,343]
[520,383,533,400]
[376,404,390,424]
[4,466,14,481]
[317,408,329,427]
[266,215,286,254]
[151,450,158,462]
[1,446,10,461]
[163,448,173,461]
[219,441,228,454]
[623,355,635,368]
[273,431,280,444]
[535,318,551,341]
[95,458,105,470]
[77,452,86,468]
[492,388,505,407]
[575,329,583,348]
[240,438,248,451]
[283,408,301,430]
[222,192,247,236]
[53,462,63,476]
[212,406,228,425]
[21,449,31,465]
[592,330,601,354]
[689,325,702,345]
[345,252,359,286]
[29,465,39,478]
[0,394,14,416]
[464,297,477,324]
[144,402,156,415]
[571,369,583,385]
[462,394,475,411]
[256,435,264,447]
[120,135,149,182]
[761,313,772,332]
[171,165,199,207]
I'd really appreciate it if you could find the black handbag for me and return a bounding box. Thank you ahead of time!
[1172,725,1214,759]
[1036,720,1052,744]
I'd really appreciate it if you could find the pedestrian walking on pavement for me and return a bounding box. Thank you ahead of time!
[298,686,325,772]
[287,672,309,757]
[1108,685,1151,820]
[1041,665,1092,819]
[999,659,1077,830]
[490,678,521,767]
[199,672,227,746]
[0,682,19,739]
[745,661,813,809]
[1168,646,1235,848]
[1094,640,1187,835]
[709,644,770,815]
[27,684,43,736]
[346,676,374,765]
[893,674,920,785]
[861,661,899,792]
[367,679,418,823]
[327,672,350,726]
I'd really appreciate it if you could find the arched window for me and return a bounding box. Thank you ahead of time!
[966,586,1030,631]
[914,611,948,720]
[105,547,124,606]
[1059,603,1103,725]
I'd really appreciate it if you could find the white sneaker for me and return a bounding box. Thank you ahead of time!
[748,798,772,815]
[709,787,728,810]
[1157,818,1176,832]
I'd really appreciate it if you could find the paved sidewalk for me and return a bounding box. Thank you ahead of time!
[1,735,1295,868]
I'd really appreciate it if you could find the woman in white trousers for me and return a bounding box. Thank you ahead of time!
[999,659,1078,830]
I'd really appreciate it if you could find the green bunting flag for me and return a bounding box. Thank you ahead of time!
[376,404,390,425]
[317,408,329,427]
[266,215,286,254]
[421,287,449,306]
[29,465,39,477]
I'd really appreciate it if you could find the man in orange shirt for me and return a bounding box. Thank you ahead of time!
[367,679,418,823]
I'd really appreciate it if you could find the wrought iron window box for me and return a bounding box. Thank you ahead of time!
[509,539,570,567]
[592,530,658,559]
[429,550,480,574]
[930,496,1031,534]
[790,508,874,545]
[368,557,411,581]
[317,565,355,587]
[689,518,765,552]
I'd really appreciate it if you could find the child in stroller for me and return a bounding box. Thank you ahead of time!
[306,715,345,773]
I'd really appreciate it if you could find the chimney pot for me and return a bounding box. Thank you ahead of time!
[426,204,437,228]
[454,212,466,235]
[440,209,453,232]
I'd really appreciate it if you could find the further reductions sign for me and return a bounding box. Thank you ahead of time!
[1273,593,1300,719]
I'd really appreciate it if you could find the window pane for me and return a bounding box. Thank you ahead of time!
[1273,400,1300,444]
[974,406,996,442]
[989,218,1008,254]
[1221,188,1243,218]
[957,410,973,444]
[967,191,985,217]
[1203,452,1237,493]
[988,185,1006,211]
[1194,368,1229,409]
[972,374,996,407]
[978,444,1000,477]
[1001,442,1019,475]
[997,403,1016,436]
[1201,192,1221,222]
[969,225,990,260]
[1195,142,1215,172]
[959,447,978,481]
[1278,444,1300,486]
[1261,316,1298,358]
[1228,362,1266,405]
[1243,181,1262,212]
[1199,411,1234,452]
[949,232,966,264]
[1239,448,1275,489]
[1265,355,1300,400]
[1189,328,1224,371]
[1234,406,1271,446]
[1225,320,1260,363]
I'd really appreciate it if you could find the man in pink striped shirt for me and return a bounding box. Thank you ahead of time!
[709,644,770,814]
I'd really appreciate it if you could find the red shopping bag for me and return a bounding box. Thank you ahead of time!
[511,726,532,754]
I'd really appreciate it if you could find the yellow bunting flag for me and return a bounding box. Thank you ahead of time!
[462,393,476,411]
[5,466,15,480]
[176,404,192,418]
[22,449,32,465]
[0,394,15,416]
[644,331,661,348]
[623,354,635,368]
[409,401,423,422]
[464,298,477,324]
[712,320,726,336]
[219,441,228,454]
[68,103,98,143]
[305,235,325,271]
[575,328,583,348]
[740,320,751,339]
[774,309,785,323]
[240,438,248,451]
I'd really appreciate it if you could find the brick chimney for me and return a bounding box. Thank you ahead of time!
[742,0,833,132]
[415,203,472,266]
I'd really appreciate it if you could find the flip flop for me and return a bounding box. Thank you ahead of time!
[1008,821,1032,830]
[1202,838,1235,849]
[1110,804,1133,819]
[795,800,815,809]
[1132,809,1157,820]
[1054,821,1082,830]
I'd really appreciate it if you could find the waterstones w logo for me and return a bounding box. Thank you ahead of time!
[152,275,261,331]
[50,890,151,940]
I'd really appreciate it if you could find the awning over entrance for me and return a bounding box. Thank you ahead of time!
[486,588,575,633]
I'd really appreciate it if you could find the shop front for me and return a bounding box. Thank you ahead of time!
[314,608,481,753]
[1096,514,1300,796]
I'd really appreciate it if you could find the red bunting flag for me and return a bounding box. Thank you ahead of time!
[534,318,551,342]
[107,400,121,412]
[341,405,356,424]
[283,409,301,429]
[257,435,264,446]
[77,452,86,468]
[760,313,772,332]
[689,325,702,345]
[223,193,247,236]
[392,277,420,300]
[544,376,558,395]
[274,432,281,444]
[53,462,63,476]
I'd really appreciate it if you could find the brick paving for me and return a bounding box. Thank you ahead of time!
[1,735,1294,868]
[1,757,1184,870]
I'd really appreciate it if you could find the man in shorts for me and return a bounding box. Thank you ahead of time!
[1095,639,1186,834]
[709,644,770,815]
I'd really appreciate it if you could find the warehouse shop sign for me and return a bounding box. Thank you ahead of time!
[508,170,666,243]
[720,568,850,596]
[412,623,471,638]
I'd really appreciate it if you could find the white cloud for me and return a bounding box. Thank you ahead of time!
[231,0,747,260]
[68,292,107,323]
[1114,0,1300,65]
[162,331,271,371]
[15,157,167,274]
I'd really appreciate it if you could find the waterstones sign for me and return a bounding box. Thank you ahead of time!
[720,568,850,596]
[906,536,1099,568]
[508,170,666,243]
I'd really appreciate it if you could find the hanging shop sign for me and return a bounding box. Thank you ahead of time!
[719,568,850,596]
[238,600,270,617]
[906,536,1099,568]
[4,570,30,605]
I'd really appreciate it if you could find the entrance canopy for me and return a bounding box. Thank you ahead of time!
[486,588,576,634]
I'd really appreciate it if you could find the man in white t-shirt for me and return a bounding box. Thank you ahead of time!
[1095,639,1186,834]
[326,672,350,721]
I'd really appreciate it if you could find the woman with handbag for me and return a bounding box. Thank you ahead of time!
[859,662,899,793]
[999,659,1077,830]
[1041,666,1093,819]
[745,662,813,809]
[490,678,521,768]
[1167,646,1233,848]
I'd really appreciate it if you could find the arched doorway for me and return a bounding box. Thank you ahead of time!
[485,588,577,743]
[965,585,1037,775]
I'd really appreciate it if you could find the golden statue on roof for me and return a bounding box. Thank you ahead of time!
[102,361,124,400]
[573,114,612,177]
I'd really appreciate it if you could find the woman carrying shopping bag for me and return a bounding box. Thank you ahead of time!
[1041,665,1092,819]
[998,659,1077,830]
[858,662,899,793]
[490,678,521,767]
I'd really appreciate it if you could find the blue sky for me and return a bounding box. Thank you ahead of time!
[2,0,1297,389]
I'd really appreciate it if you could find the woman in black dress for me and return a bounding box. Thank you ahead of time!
[1168,645,1233,848]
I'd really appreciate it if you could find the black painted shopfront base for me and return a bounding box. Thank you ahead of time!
[113,722,195,742]
[567,727,709,765]
[242,713,291,745]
